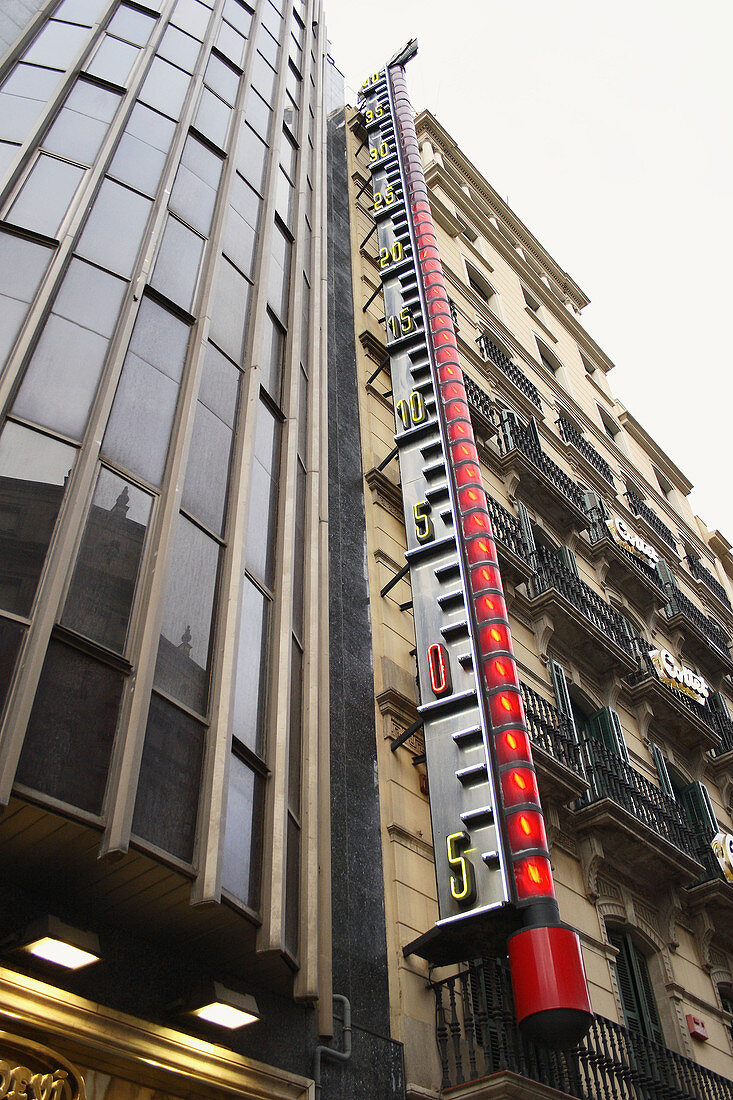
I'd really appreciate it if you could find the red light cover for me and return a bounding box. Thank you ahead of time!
[450,440,478,465]
[500,766,540,808]
[495,728,533,767]
[489,688,524,728]
[454,463,482,489]
[475,594,507,625]
[441,381,464,401]
[483,655,520,692]
[506,809,548,854]
[427,642,452,697]
[471,562,503,593]
[461,511,490,538]
[465,535,499,565]
[444,397,469,420]
[458,486,483,511]
[449,422,473,444]
[514,855,555,900]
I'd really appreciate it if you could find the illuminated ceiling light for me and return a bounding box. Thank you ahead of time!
[190,983,261,1029]
[20,917,100,969]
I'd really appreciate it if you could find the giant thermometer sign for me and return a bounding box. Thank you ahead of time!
[360,41,592,1047]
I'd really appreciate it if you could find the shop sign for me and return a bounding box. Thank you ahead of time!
[606,516,659,567]
[648,648,709,705]
[0,1033,85,1100]
[711,831,733,883]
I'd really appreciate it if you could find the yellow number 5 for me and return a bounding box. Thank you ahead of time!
[446,831,477,905]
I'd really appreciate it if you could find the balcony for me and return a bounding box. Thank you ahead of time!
[625,489,678,554]
[586,516,668,613]
[661,583,733,674]
[476,331,543,411]
[464,373,496,437]
[520,681,588,802]
[526,545,641,675]
[687,835,733,941]
[624,650,722,755]
[556,414,615,487]
[485,492,534,587]
[433,957,733,1099]
[492,415,588,533]
[572,736,704,888]
[687,554,732,611]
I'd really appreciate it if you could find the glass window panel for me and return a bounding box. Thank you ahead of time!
[267,220,291,321]
[0,141,18,176]
[54,0,108,25]
[275,166,293,228]
[288,639,302,812]
[77,178,152,277]
[85,35,139,86]
[222,188,257,277]
[260,1,282,39]
[204,54,239,105]
[0,422,76,617]
[55,256,127,337]
[209,256,250,364]
[132,692,205,862]
[0,618,24,719]
[298,363,308,458]
[221,754,261,906]
[61,468,152,651]
[0,232,53,369]
[103,296,189,485]
[301,274,310,354]
[139,57,190,120]
[158,24,200,71]
[216,20,245,68]
[256,25,279,68]
[231,576,268,752]
[43,80,121,165]
[258,309,284,400]
[284,813,299,957]
[0,64,60,143]
[245,89,271,142]
[245,397,280,586]
[169,135,222,237]
[154,514,219,713]
[16,640,123,815]
[281,131,297,181]
[150,216,204,312]
[250,52,276,103]
[293,458,305,633]
[107,5,157,46]
[286,61,301,107]
[108,102,175,194]
[194,87,230,149]
[235,123,267,193]
[8,154,85,238]
[222,0,252,37]
[171,0,211,40]
[23,20,89,70]
[181,348,239,533]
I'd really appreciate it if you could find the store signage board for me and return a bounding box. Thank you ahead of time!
[606,516,659,567]
[648,648,709,705]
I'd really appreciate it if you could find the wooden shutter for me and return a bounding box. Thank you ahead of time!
[610,931,665,1046]
[586,707,629,763]
[557,545,579,576]
[655,558,676,590]
[550,660,576,736]
[650,743,674,798]
[679,781,718,839]
[583,488,607,521]
[708,691,731,720]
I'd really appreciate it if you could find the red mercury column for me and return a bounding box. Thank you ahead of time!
[387,49,593,1048]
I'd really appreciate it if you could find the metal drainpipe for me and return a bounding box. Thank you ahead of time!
[312,994,352,1096]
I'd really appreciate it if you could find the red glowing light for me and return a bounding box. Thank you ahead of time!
[479,621,511,651]
[427,642,452,696]
[466,536,498,565]
[455,464,482,489]
[500,766,540,808]
[506,810,548,853]
[514,856,555,900]
[462,513,489,538]
[494,729,532,766]
[471,562,502,592]
[489,687,523,728]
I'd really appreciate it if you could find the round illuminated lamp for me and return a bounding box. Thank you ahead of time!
[508,923,593,1047]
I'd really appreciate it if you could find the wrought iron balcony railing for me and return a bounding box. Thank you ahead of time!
[484,492,530,565]
[476,331,543,411]
[463,372,493,424]
[520,680,584,776]
[711,708,733,756]
[433,956,733,1098]
[579,736,701,861]
[687,554,732,610]
[664,584,732,659]
[557,415,615,485]
[625,489,678,552]
[529,545,641,661]
[494,415,587,518]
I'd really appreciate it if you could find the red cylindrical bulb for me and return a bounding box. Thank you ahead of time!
[506,809,548,853]
[494,728,533,767]
[500,766,540,809]
[489,688,524,728]
[513,855,555,900]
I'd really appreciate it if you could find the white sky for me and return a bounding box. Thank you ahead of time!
[324,0,733,542]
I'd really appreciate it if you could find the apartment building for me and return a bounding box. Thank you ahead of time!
[340,80,733,1097]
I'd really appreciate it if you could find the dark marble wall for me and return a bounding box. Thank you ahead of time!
[325,99,406,1099]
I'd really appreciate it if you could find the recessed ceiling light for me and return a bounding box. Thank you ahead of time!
[18,917,100,970]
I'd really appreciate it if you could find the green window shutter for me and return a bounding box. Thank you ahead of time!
[585,707,629,763]
[655,558,676,590]
[549,660,577,736]
[557,545,579,576]
[708,691,731,719]
[516,501,536,558]
[679,781,718,839]
[583,488,607,520]
[610,932,664,1046]
[650,743,674,799]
